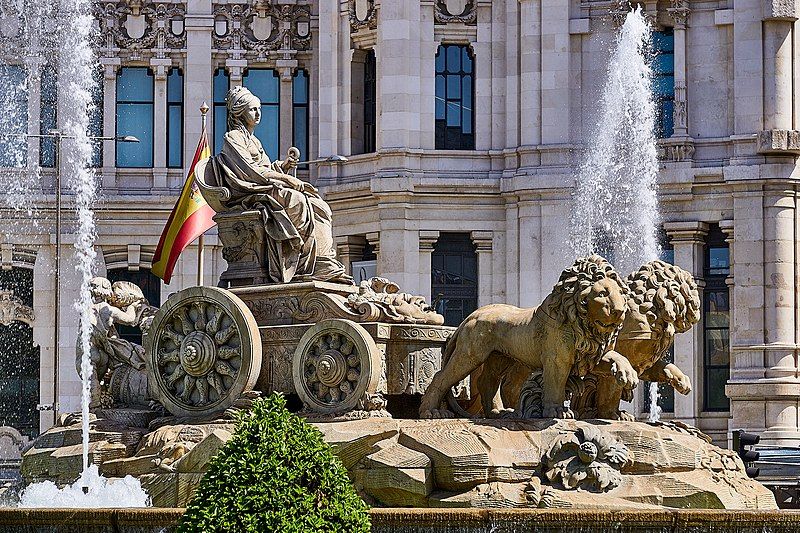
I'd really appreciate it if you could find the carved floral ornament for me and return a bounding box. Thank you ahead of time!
[212,2,311,55]
[94,0,186,54]
[0,290,34,327]
[349,0,376,32]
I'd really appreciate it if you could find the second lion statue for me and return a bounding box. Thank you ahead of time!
[419,255,639,419]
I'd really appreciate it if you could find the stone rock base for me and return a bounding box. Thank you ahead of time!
[21,415,776,510]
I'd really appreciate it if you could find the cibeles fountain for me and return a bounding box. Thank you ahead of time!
[1,4,783,531]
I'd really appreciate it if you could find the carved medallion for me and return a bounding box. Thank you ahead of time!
[434,0,476,24]
[349,0,376,32]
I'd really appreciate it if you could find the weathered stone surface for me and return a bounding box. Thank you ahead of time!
[360,443,432,506]
[172,429,232,473]
[315,418,399,469]
[100,455,160,478]
[139,473,178,508]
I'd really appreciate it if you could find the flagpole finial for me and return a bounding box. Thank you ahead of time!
[200,102,209,116]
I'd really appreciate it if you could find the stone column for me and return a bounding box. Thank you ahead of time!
[668,0,690,137]
[418,231,440,304]
[184,0,214,171]
[100,59,119,191]
[758,3,799,154]
[334,235,366,276]
[151,59,171,190]
[349,49,368,155]
[471,231,493,307]
[664,221,708,425]
[277,64,296,157]
[518,0,541,147]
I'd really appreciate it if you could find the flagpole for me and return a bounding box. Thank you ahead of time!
[197,102,209,287]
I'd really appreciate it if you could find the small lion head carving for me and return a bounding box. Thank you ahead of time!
[626,260,700,344]
[547,255,630,376]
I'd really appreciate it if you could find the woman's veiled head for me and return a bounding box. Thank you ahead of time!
[226,85,261,131]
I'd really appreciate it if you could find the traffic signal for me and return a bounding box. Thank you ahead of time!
[735,429,760,478]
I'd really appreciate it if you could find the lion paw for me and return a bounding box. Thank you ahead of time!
[487,407,518,419]
[542,405,574,419]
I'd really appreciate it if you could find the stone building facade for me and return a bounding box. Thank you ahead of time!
[0,0,798,447]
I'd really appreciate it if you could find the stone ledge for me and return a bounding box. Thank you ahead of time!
[757,130,800,155]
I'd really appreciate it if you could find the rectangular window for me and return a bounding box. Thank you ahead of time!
[435,45,474,150]
[652,30,675,138]
[0,66,28,168]
[703,225,730,412]
[89,67,103,168]
[213,68,229,155]
[363,50,376,153]
[243,68,280,161]
[167,68,183,168]
[39,64,57,168]
[116,67,154,167]
[293,69,309,167]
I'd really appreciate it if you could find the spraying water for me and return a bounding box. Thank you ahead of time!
[570,7,662,419]
[2,0,149,507]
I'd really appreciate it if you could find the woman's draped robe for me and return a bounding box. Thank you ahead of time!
[204,129,349,284]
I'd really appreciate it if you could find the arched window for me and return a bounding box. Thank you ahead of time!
[0,267,39,438]
[431,233,478,326]
[435,44,474,150]
[243,68,280,161]
[167,68,184,168]
[106,267,161,346]
[703,224,730,412]
[292,70,309,165]
[116,67,154,167]
[213,67,229,155]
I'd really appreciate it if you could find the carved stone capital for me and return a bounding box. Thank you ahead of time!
[663,221,709,244]
[668,0,690,28]
[757,129,800,154]
[419,230,440,252]
[470,230,493,253]
[763,0,798,21]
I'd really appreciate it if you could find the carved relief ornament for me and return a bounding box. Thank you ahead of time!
[0,290,34,326]
[434,0,476,25]
[212,2,311,55]
[667,0,690,28]
[349,0,377,32]
[94,0,186,55]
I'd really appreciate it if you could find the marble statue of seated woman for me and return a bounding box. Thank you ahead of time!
[195,85,351,285]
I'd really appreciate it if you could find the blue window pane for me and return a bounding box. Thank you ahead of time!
[244,69,279,104]
[653,54,674,75]
[660,100,674,137]
[461,76,472,108]
[89,69,103,167]
[446,45,460,72]
[446,101,461,127]
[116,103,153,167]
[462,47,472,73]
[256,105,280,161]
[652,31,674,53]
[709,247,729,270]
[117,68,153,102]
[213,69,228,103]
[293,70,308,104]
[446,74,461,99]
[435,48,445,73]
[654,75,674,96]
[168,105,182,168]
[293,107,307,161]
[660,247,675,264]
[39,65,57,167]
[0,66,28,167]
[214,106,227,154]
[167,69,182,103]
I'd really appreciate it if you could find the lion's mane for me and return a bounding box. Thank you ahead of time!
[625,260,700,357]
[544,254,630,376]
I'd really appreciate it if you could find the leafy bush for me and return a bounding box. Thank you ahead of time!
[177,394,371,533]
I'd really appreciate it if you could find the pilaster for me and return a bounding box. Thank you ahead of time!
[334,235,367,276]
[100,58,120,192]
[471,230,493,307]
[668,0,690,138]
[151,57,171,190]
[419,230,440,304]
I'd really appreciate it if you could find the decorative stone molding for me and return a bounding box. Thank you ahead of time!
[667,0,690,28]
[94,1,186,58]
[434,0,477,25]
[763,0,798,21]
[470,230,492,253]
[213,2,311,57]
[672,82,688,133]
[658,138,695,162]
[419,230,440,252]
[0,290,34,326]
[757,129,800,155]
[349,0,377,32]
[663,220,709,245]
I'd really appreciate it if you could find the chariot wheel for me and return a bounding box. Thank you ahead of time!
[144,286,262,418]
[292,319,381,414]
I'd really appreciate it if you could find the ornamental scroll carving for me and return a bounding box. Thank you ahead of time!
[212,1,311,55]
[0,290,34,326]
[349,0,376,32]
[94,0,186,56]
[434,0,476,25]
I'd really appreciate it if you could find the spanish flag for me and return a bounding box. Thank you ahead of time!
[151,129,216,284]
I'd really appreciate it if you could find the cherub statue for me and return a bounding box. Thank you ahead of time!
[76,277,154,408]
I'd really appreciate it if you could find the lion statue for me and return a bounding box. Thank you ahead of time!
[478,260,701,420]
[418,255,639,420]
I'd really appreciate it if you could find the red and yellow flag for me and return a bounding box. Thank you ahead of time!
[151,128,216,284]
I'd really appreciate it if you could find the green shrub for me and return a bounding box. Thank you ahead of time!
[177,394,371,533]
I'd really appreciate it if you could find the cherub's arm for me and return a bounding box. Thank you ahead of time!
[108,302,141,327]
